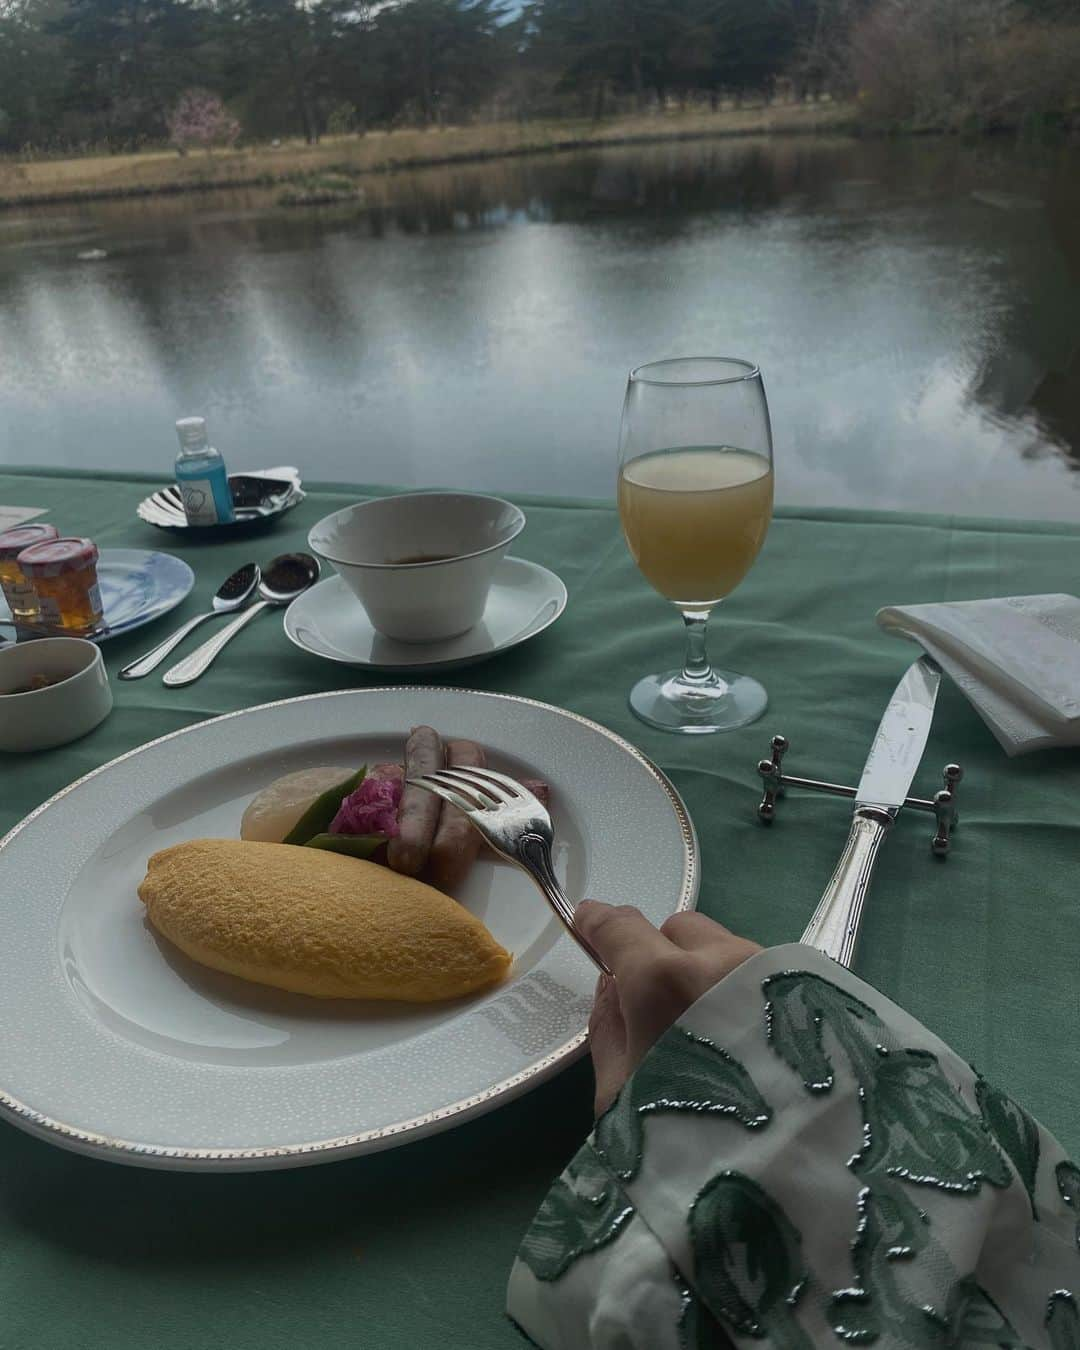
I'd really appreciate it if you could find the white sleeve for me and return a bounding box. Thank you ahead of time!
[508,943,1080,1349]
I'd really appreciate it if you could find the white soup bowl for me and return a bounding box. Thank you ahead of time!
[308,492,526,642]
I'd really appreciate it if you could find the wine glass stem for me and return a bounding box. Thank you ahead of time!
[680,607,715,686]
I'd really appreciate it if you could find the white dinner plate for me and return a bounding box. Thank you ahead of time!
[0,548,194,641]
[0,688,697,1170]
[283,557,567,671]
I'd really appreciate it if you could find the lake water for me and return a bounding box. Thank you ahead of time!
[1,133,1078,519]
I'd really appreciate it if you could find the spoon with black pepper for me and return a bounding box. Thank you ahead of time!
[162,552,320,687]
[119,562,260,680]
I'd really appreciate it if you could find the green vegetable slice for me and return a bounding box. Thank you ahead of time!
[282,767,367,845]
[302,833,385,859]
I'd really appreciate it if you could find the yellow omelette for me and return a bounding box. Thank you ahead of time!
[139,838,511,1002]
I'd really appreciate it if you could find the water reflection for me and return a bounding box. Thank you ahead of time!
[0,135,1077,518]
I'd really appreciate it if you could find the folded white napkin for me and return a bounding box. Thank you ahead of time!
[0,505,47,532]
[877,595,1080,756]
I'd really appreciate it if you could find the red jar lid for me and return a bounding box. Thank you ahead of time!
[17,536,99,577]
[0,522,60,561]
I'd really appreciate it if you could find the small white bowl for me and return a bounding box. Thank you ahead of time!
[308,492,526,643]
[0,638,113,753]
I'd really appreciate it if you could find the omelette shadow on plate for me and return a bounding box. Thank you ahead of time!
[142,918,486,1027]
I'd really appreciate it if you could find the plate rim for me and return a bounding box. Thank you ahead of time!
[0,685,698,1170]
[95,548,196,642]
[282,558,568,671]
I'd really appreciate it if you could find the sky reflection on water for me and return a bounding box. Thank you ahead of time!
[1,134,1077,520]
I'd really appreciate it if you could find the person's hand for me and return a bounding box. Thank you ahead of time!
[576,901,762,1117]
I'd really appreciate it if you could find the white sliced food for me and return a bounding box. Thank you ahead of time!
[239,765,356,843]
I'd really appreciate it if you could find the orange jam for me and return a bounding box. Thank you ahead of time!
[0,522,60,624]
[17,536,104,635]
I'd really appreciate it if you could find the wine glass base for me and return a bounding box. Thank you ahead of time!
[628,668,768,735]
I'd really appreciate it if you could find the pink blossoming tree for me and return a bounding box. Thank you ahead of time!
[167,90,241,156]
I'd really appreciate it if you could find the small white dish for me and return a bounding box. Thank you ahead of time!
[284,557,567,671]
[0,638,112,752]
[307,492,526,642]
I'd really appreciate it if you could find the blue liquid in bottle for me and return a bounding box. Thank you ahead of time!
[175,417,235,525]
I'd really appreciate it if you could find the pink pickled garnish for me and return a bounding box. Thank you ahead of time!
[329,774,403,837]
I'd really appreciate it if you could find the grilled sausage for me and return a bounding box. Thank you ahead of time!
[386,726,443,876]
[429,739,486,892]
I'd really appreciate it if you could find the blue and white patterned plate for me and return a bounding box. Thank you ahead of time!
[0,549,194,642]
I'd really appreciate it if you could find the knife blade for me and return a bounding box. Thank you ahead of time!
[855,656,941,812]
[801,656,941,966]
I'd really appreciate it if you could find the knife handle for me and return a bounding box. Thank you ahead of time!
[800,808,893,967]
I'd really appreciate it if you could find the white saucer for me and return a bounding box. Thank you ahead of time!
[283,556,567,671]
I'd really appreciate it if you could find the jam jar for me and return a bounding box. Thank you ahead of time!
[0,522,60,625]
[17,536,104,635]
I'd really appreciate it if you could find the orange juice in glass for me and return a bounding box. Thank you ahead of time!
[617,360,774,734]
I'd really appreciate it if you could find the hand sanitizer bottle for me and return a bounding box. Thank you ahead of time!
[174,417,235,526]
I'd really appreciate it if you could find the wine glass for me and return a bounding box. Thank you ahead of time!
[617,357,774,734]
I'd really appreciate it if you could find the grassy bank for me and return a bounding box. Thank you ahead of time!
[0,102,852,209]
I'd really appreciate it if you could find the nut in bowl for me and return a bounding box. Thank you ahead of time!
[307,492,526,643]
[0,637,112,752]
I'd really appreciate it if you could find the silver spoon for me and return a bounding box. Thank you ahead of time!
[119,562,260,680]
[162,552,320,687]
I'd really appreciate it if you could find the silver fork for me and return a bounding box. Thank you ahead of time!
[408,766,613,975]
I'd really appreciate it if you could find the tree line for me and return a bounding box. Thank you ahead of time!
[0,0,1075,154]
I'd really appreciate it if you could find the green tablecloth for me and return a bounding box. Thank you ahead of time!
[2,467,1079,1349]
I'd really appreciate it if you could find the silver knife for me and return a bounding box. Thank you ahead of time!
[801,656,941,966]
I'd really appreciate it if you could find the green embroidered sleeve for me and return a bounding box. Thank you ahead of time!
[517,1143,634,1282]
[508,944,1080,1350]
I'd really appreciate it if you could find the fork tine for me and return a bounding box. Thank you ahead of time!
[454,767,548,814]
[407,775,479,816]
[420,770,499,812]
[439,767,516,806]
[419,771,609,974]
[454,766,527,795]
